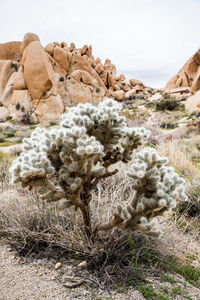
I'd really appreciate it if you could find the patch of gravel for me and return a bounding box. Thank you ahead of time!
[0,243,69,300]
[0,243,145,300]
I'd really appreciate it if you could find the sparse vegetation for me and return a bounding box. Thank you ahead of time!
[0,96,199,299]
[10,99,187,240]
[155,97,184,112]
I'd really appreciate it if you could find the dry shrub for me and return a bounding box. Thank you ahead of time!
[0,169,134,272]
[0,167,168,286]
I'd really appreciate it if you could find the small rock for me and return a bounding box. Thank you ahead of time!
[112,90,125,101]
[148,93,163,102]
[129,78,144,87]
[55,262,62,270]
[77,261,87,268]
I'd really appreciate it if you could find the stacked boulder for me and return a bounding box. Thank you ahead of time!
[0,32,146,124]
[165,48,200,93]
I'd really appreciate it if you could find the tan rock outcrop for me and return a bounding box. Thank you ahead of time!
[45,43,55,56]
[112,90,125,101]
[70,70,98,87]
[113,83,120,91]
[0,72,16,107]
[123,83,130,92]
[32,94,64,124]
[185,92,200,113]
[0,32,147,124]
[0,60,18,96]
[80,45,88,56]
[0,41,21,61]
[165,87,191,94]
[86,45,92,57]
[95,63,104,74]
[70,42,75,52]
[165,49,200,92]
[69,54,106,90]
[53,46,71,72]
[20,32,40,55]
[13,67,27,90]
[9,90,32,121]
[65,76,105,105]
[22,41,56,99]
[129,79,144,87]
[125,89,136,99]
[0,107,10,121]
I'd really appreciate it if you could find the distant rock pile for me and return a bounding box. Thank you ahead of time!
[0,33,147,124]
[165,48,200,92]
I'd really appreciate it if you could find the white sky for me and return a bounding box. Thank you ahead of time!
[0,0,199,88]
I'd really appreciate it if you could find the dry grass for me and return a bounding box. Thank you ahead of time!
[156,139,200,240]
[0,151,15,190]
[157,139,199,180]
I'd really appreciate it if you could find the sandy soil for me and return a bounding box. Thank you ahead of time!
[0,243,144,300]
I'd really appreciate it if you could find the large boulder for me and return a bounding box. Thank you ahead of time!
[69,54,106,90]
[112,90,125,101]
[53,46,71,72]
[0,107,10,122]
[129,78,144,87]
[45,43,55,56]
[22,41,57,99]
[32,94,64,124]
[64,76,105,105]
[0,41,21,61]
[20,32,40,55]
[0,60,18,96]
[9,90,32,121]
[185,92,200,113]
[166,49,200,92]
[70,70,98,87]
[0,71,17,107]
[13,66,27,90]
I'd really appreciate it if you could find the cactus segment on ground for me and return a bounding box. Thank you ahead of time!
[10,99,187,238]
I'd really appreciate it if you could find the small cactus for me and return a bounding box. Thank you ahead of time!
[10,99,187,238]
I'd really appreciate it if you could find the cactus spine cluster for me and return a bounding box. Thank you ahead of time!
[10,98,187,238]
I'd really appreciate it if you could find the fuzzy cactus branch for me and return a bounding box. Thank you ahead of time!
[95,147,187,236]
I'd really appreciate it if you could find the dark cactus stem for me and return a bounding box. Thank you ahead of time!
[80,204,92,239]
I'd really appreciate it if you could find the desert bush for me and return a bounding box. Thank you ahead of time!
[10,99,187,239]
[160,122,178,129]
[0,173,133,257]
[156,98,182,111]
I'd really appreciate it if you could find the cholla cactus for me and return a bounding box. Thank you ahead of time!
[10,99,187,238]
[96,147,187,236]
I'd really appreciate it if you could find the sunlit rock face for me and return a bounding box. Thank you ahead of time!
[165,49,200,92]
[0,32,146,124]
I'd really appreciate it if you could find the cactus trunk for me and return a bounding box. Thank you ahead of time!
[80,204,92,238]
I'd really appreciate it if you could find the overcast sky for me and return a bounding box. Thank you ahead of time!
[0,0,199,88]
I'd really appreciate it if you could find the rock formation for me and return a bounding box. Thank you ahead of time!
[165,48,200,92]
[0,33,146,124]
